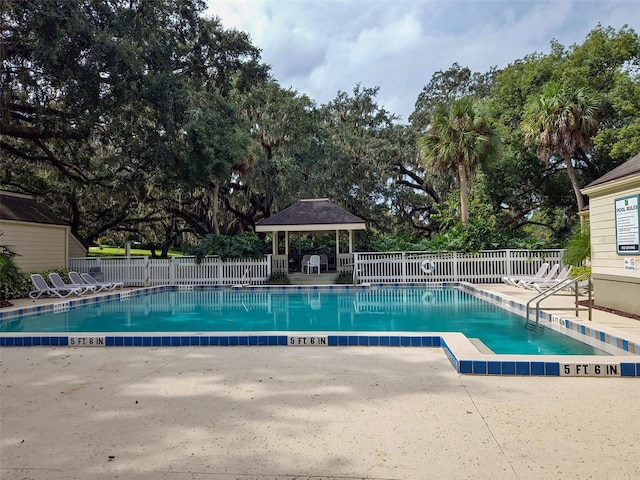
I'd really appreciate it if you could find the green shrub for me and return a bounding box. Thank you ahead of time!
[569,266,591,278]
[564,226,590,266]
[334,271,353,284]
[0,243,21,305]
[265,271,291,285]
[2,268,71,300]
[189,233,268,262]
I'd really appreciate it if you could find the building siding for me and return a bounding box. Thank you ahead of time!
[584,176,640,314]
[589,187,640,277]
[1,220,69,271]
[69,233,87,259]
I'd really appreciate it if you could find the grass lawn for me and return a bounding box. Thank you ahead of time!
[88,246,183,257]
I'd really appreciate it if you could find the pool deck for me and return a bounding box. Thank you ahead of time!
[1,284,640,479]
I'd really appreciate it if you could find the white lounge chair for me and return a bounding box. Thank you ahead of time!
[29,274,83,299]
[502,263,549,287]
[49,272,96,295]
[518,263,560,289]
[68,271,107,292]
[305,255,321,274]
[532,266,573,292]
[80,272,124,291]
[67,271,104,293]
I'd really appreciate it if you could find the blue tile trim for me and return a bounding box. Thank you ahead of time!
[621,363,636,377]
[459,360,472,374]
[487,361,501,375]
[473,361,487,374]
[545,363,560,376]
[531,362,545,376]
[502,362,516,375]
[516,362,530,376]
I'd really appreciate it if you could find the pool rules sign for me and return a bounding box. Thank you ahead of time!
[615,195,639,255]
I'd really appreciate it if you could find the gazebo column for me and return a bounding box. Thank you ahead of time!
[285,231,289,255]
[271,231,278,256]
[349,230,354,253]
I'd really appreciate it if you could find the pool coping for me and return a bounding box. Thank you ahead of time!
[1,282,639,377]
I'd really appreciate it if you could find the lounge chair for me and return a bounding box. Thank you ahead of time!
[502,263,549,287]
[305,255,321,274]
[49,272,96,295]
[67,271,105,293]
[68,271,107,292]
[531,266,573,292]
[80,272,124,291]
[29,273,83,299]
[517,263,560,289]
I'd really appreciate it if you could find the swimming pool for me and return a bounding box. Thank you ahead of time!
[0,287,605,355]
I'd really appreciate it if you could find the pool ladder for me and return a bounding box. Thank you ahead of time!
[525,274,592,331]
[231,268,251,289]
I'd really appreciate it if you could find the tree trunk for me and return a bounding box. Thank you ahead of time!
[458,161,469,227]
[212,181,220,235]
[564,153,585,212]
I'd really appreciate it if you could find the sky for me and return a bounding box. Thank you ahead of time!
[204,0,640,122]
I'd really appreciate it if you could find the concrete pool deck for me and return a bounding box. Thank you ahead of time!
[1,284,640,479]
[2,344,640,479]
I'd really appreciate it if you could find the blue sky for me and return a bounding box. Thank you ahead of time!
[205,1,640,122]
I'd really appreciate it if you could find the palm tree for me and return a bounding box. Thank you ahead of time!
[417,97,501,226]
[522,83,599,212]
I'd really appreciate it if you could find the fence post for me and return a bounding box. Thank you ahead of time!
[170,257,177,286]
[266,254,272,278]
[505,249,512,278]
[353,253,359,285]
[401,252,406,283]
[144,256,150,287]
[453,252,459,282]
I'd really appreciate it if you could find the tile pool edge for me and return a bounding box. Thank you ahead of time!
[1,283,639,378]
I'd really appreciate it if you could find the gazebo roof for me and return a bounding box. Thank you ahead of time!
[255,198,366,233]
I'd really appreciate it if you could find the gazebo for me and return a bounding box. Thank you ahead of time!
[255,198,367,273]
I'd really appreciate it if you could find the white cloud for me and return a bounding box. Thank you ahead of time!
[205,0,640,122]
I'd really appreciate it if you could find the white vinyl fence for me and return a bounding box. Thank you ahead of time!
[70,250,564,286]
[353,250,565,284]
[69,255,272,287]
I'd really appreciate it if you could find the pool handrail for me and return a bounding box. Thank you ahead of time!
[525,274,592,329]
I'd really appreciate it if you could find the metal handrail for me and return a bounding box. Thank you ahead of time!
[525,274,592,328]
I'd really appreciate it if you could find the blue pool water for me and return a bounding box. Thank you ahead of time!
[1,288,604,355]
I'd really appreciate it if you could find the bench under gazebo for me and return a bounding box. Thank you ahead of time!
[255,198,366,273]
